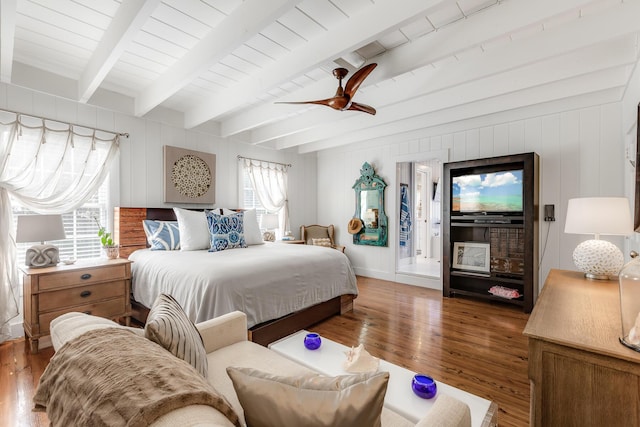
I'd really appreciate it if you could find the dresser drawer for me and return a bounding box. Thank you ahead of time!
[39,298,126,335]
[38,264,128,291]
[39,281,126,312]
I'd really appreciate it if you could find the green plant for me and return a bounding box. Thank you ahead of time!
[92,216,114,247]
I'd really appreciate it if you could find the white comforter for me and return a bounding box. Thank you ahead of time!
[129,243,358,328]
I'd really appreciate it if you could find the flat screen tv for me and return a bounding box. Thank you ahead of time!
[452,169,523,215]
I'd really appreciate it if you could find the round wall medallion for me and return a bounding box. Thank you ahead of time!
[171,155,212,198]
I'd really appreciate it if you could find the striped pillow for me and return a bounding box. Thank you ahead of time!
[145,294,208,378]
[142,220,180,250]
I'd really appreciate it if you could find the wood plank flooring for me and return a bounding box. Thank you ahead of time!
[0,276,530,427]
[312,277,530,427]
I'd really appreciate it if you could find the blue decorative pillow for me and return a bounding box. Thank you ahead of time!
[142,220,180,250]
[206,211,247,252]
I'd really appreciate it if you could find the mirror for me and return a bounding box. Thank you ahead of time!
[352,162,388,246]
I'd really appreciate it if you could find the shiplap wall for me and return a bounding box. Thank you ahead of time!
[318,99,630,292]
[0,83,318,235]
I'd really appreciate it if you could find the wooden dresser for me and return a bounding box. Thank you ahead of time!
[21,258,132,353]
[523,269,640,426]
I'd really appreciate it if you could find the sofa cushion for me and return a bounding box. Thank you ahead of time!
[145,294,208,378]
[226,367,389,427]
[415,394,472,427]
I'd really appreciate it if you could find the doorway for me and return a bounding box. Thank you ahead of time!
[396,159,442,278]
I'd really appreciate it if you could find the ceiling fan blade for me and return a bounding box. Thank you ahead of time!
[276,96,349,111]
[275,98,333,106]
[344,63,377,98]
[348,102,376,115]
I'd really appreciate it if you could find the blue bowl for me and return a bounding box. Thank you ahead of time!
[304,333,322,350]
[412,374,437,399]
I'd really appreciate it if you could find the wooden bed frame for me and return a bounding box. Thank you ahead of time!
[113,207,355,346]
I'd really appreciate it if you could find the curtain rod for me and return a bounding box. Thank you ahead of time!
[0,107,130,138]
[237,155,291,168]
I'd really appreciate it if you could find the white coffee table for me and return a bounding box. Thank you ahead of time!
[269,330,497,427]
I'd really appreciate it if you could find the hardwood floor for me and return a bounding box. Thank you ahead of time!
[0,276,530,427]
[313,277,531,427]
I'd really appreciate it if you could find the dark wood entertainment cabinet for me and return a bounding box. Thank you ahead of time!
[443,152,539,313]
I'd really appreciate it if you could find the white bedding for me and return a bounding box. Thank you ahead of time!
[129,243,358,328]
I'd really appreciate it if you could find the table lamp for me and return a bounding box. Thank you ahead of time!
[16,214,66,268]
[564,197,633,280]
[260,214,279,242]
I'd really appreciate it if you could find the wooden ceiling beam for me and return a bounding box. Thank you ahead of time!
[184,0,456,129]
[78,0,159,103]
[219,0,603,139]
[254,0,640,148]
[134,0,300,117]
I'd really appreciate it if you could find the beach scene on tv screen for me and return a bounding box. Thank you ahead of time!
[452,170,523,212]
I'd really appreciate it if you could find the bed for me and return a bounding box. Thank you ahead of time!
[114,207,358,345]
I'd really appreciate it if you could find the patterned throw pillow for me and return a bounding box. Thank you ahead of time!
[145,294,208,378]
[311,237,332,248]
[206,211,247,252]
[142,220,180,250]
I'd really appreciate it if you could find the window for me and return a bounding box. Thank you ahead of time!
[12,178,110,265]
[240,166,268,222]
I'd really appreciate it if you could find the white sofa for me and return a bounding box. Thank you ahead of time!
[50,311,472,427]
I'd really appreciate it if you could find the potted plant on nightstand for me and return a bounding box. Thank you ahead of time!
[91,216,119,259]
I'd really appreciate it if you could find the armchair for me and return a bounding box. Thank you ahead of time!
[300,224,345,253]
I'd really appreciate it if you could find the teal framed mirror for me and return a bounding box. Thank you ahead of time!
[352,162,387,246]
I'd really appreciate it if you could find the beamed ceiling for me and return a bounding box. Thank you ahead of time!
[2,0,639,153]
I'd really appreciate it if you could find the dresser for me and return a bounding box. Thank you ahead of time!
[21,258,132,353]
[523,269,640,426]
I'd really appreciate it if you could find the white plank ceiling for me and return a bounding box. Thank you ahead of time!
[2,0,639,153]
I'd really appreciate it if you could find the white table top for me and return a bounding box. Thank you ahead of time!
[269,330,494,427]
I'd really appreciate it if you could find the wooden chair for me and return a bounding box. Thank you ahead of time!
[300,224,345,253]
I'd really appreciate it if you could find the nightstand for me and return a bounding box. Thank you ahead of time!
[278,239,305,244]
[20,258,132,353]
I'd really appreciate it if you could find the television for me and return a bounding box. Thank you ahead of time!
[452,169,523,215]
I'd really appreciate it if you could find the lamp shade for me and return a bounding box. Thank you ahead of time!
[564,197,633,236]
[16,214,66,243]
[260,213,279,230]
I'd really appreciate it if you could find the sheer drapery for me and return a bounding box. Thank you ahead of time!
[241,158,290,233]
[0,111,120,343]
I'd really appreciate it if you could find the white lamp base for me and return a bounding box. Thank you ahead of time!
[573,239,624,280]
[25,244,60,268]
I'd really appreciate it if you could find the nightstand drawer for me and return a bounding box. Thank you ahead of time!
[38,264,128,291]
[39,281,126,312]
[39,298,126,335]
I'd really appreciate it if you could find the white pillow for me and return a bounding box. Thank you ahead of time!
[173,207,209,251]
[243,209,264,245]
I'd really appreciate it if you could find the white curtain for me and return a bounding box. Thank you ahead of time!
[0,111,120,343]
[242,158,290,233]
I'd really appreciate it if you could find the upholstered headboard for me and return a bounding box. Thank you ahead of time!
[114,207,239,258]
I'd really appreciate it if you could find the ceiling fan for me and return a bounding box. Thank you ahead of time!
[276,63,377,115]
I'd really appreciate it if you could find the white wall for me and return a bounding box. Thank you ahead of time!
[317,97,630,291]
[0,83,318,235]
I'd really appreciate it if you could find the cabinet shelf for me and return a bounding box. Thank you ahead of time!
[451,222,524,228]
[443,153,539,313]
[450,270,524,285]
[448,288,525,306]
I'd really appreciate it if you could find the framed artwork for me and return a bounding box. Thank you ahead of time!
[453,241,490,273]
[164,145,216,204]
